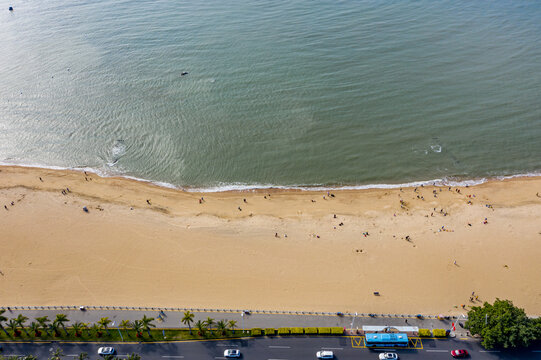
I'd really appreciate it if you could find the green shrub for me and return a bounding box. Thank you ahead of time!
[331,327,344,335]
[318,327,331,335]
[277,327,290,335]
[265,328,276,336]
[251,328,262,336]
[290,327,303,335]
[304,327,318,335]
[418,329,432,337]
[433,329,447,337]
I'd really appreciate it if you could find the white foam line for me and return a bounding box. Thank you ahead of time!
[2,161,540,193]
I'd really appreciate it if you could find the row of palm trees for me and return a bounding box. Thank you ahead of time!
[0,310,156,339]
[0,310,241,340]
[181,310,239,337]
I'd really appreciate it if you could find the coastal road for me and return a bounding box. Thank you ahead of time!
[2,336,540,360]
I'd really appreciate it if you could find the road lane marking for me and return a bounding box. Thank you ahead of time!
[322,347,343,350]
[269,346,291,349]
[480,350,500,353]
[162,356,184,358]
[268,358,288,360]
[426,350,448,352]
[215,357,226,359]
[532,350,541,352]
[217,344,238,347]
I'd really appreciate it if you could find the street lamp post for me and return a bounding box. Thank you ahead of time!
[351,312,358,332]
[241,312,244,334]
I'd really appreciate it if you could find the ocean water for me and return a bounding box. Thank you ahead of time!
[1,0,540,190]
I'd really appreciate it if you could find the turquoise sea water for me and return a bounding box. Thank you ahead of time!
[1,1,540,190]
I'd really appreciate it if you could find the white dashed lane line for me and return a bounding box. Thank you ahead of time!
[268,345,291,349]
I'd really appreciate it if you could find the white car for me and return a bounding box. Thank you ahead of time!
[224,349,241,358]
[317,350,334,359]
[379,353,399,360]
[97,347,115,356]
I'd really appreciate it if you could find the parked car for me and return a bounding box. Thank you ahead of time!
[316,350,334,359]
[379,353,399,360]
[224,349,241,358]
[97,347,115,356]
[451,349,469,358]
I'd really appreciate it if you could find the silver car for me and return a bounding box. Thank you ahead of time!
[97,347,115,356]
[224,349,241,358]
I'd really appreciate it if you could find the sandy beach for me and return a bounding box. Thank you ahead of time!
[0,165,540,315]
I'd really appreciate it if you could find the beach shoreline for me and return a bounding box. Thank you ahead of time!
[1,165,540,315]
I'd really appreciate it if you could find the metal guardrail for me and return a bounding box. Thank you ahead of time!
[0,305,457,319]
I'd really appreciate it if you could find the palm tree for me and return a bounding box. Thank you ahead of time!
[126,353,141,360]
[49,321,61,337]
[205,317,214,335]
[14,314,29,336]
[97,317,112,336]
[228,320,237,334]
[71,321,85,337]
[7,318,20,336]
[29,321,41,337]
[181,311,195,335]
[132,320,143,338]
[120,320,132,337]
[141,315,155,337]
[36,316,51,335]
[54,314,69,336]
[216,320,227,336]
[49,348,63,360]
[89,323,102,337]
[76,352,88,360]
[195,320,206,337]
[0,309,9,336]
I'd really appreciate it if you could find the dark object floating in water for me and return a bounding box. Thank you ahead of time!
[181,71,188,76]
[9,6,14,11]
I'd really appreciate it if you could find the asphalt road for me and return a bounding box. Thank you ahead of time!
[2,336,540,360]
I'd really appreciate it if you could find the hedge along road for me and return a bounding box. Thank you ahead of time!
[1,308,469,336]
[1,335,540,360]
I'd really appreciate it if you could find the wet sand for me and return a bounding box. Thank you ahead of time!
[1,165,540,315]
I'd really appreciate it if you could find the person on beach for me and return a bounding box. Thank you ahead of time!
[39,177,43,182]
[147,199,151,205]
